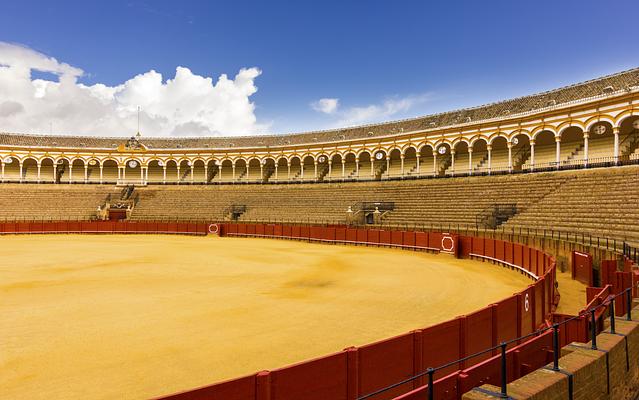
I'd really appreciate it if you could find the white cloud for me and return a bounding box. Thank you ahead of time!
[335,94,431,127]
[310,94,432,129]
[0,42,268,136]
[311,98,339,114]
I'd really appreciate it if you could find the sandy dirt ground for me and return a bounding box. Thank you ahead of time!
[555,270,587,315]
[2,235,551,399]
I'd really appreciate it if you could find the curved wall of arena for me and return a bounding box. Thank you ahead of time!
[0,69,638,184]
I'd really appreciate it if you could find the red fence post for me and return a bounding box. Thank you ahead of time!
[346,347,359,400]
[256,371,271,400]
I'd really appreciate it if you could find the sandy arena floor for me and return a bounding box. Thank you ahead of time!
[2,235,550,399]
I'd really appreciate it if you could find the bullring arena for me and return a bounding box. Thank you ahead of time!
[1,68,639,400]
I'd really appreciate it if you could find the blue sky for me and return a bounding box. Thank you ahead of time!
[0,0,638,136]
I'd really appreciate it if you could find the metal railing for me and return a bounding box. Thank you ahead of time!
[357,287,634,400]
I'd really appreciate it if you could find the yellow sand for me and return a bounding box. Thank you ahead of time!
[555,270,588,315]
[1,235,534,400]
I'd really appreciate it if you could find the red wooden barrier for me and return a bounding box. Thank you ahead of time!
[358,333,415,399]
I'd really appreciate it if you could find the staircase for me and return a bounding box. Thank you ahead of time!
[374,163,387,180]
[476,203,518,229]
[224,204,247,221]
[317,164,330,182]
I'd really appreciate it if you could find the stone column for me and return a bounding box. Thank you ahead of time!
[85,165,89,182]
[555,136,561,169]
[314,161,318,179]
[400,155,404,175]
[176,166,181,184]
[583,132,589,167]
[190,165,194,182]
[69,165,73,183]
[432,151,437,176]
[450,150,456,175]
[99,166,103,184]
[613,127,620,164]
[355,157,360,177]
[341,159,345,178]
[530,140,535,171]
[37,163,41,182]
[468,147,473,175]
[416,155,420,174]
[507,142,513,172]
[53,164,57,183]
[487,145,492,175]
[163,166,167,183]
[204,164,208,183]
[370,158,374,177]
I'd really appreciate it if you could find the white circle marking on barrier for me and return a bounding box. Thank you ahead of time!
[208,223,219,234]
[441,235,455,252]
[525,293,530,312]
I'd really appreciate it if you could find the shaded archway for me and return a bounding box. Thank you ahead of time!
[288,157,301,180]
[147,160,164,183]
[471,139,489,174]
[206,160,218,183]
[452,141,470,176]
[618,116,639,163]
[165,160,178,183]
[343,153,357,180]
[358,151,371,179]
[403,147,418,176]
[371,149,386,180]
[124,159,141,183]
[86,159,100,183]
[531,130,556,170]
[560,127,584,167]
[234,159,247,181]
[434,143,451,176]
[263,158,276,182]
[327,154,342,181]
[387,149,401,178]
[219,160,233,182]
[2,156,20,182]
[56,158,71,183]
[22,158,38,181]
[489,137,508,173]
[193,160,206,183]
[102,160,118,183]
[302,155,315,180]
[511,134,531,171]
[586,122,615,165]
[40,158,55,183]
[418,145,434,176]
[247,158,261,182]
[274,157,288,181]
[178,160,191,183]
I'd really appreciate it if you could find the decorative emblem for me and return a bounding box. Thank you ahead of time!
[318,155,327,163]
[375,151,384,160]
[157,160,164,167]
[88,160,97,166]
[438,146,447,154]
[128,160,138,168]
[512,137,519,145]
[593,125,607,135]
[633,120,639,130]
[3,156,13,164]
[208,223,219,234]
[124,135,143,150]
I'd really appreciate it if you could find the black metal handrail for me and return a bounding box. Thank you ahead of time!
[357,287,633,400]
